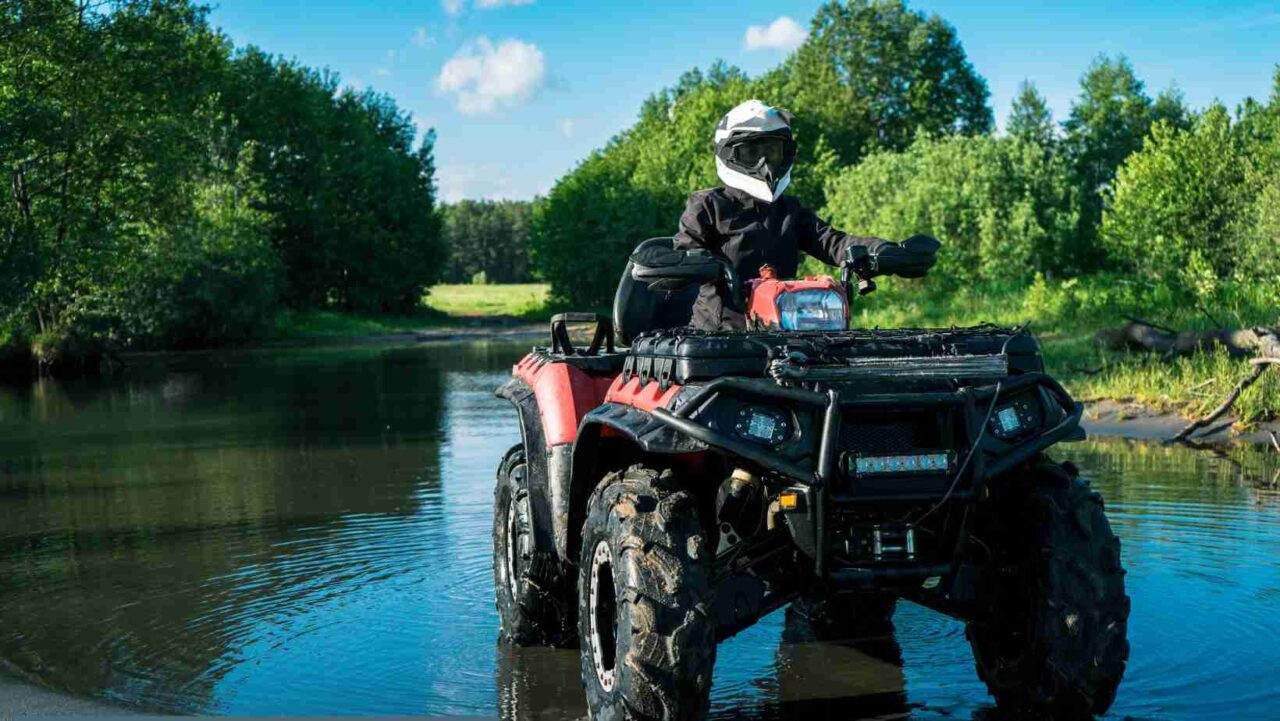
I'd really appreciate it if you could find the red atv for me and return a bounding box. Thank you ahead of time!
[493,237,1129,720]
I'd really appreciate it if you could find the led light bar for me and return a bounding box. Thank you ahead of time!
[850,451,954,477]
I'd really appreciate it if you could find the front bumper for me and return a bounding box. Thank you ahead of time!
[650,372,1083,580]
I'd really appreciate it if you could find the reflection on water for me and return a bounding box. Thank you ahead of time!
[1,341,1279,719]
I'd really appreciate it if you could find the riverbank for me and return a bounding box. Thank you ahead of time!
[0,672,141,717]
[272,279,1278,445]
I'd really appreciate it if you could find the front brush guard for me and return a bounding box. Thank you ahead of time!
[650,372,1084,578]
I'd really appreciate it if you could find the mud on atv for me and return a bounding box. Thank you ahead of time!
[492,237,1129,720]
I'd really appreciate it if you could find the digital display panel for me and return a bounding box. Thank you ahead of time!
[746,412,777,440]
[997,406,1021,434]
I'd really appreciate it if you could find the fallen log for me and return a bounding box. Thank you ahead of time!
[1095,319,1280,359]
[1094,319,1280,443]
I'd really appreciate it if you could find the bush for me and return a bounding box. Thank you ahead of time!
[822,134,1079,285]
[1101,105,1264,301]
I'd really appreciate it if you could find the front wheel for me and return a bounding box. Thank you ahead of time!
[578,465,716,721]
[967,460,1130,718]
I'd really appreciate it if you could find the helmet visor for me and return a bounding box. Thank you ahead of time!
[733,137,789,170]
[718,130,796,186]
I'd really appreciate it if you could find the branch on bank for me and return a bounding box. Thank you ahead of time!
[1094,319,1280,443]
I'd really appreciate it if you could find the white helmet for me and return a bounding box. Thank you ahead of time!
[714,99,796,203]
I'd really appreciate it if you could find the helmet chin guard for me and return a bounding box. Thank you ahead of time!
[714,99,796,203]
[715,157,791,202]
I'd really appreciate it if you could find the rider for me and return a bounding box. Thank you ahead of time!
[675,99,915,331]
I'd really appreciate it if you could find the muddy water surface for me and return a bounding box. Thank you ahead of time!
[1,341,1278,719]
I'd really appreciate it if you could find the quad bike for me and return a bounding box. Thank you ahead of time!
[492,236,1129,720]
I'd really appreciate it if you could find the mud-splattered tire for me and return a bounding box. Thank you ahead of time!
[578,465,716,721]
[494,445,576,647]
[967,460,1130,717]
[783,591,897,643]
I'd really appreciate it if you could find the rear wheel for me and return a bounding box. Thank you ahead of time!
[578,465,716,721]
[493,445,576,647]
[967,459,1130,717]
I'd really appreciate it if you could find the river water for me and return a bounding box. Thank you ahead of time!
[1,341,1278,719]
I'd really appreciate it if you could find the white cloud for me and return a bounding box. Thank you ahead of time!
[436,37,546,115]
[744,16,807,51]
[559,119,575,138]
[374,67,392,77]
[412,26,434,47]
[444,0,533,13]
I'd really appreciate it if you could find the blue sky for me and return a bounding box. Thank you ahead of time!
[207,0,1280,203]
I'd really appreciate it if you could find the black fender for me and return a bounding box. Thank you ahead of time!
[564,400,709,560]
[499,381,711,564]
[495,378,561,562]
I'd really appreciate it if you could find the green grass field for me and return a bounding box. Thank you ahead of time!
[422,283,550,319]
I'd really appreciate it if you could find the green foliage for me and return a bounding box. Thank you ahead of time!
[1101,104,1273,301]
[0,0,442,367]
[221,51,444,312]
[532,148,677,306]
[784,0,992,161]
[1061,55,1162,264]
[532,1,992,307]
[823,134,1079,284]
[441,199,534,283]
[1007,81,1055,147]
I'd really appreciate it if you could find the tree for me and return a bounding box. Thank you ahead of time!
[442,200,535,284]
[1007,80,1055,147]
[1152,85,1193,132]
[784,0,992,163]
[0,0,237,364]
[532,0,994,306]
[1062,55,1156,263]
[1,0,445,367]
[221,51,444,313]
[1101,105,1257,299]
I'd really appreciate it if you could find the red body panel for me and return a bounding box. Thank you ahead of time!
[747,273,848,329]
[604,375,683,412]
[513,354,616,446]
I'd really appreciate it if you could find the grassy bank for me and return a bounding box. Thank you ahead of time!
[848,275,1279,424]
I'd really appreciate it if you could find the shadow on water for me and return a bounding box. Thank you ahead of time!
[1,339,1279,718]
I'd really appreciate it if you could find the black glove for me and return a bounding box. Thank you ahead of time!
[872,234,940,278]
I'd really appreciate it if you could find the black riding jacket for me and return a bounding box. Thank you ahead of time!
[673,186,888,330]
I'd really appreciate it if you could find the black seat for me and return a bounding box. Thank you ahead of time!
[613,237,701,346]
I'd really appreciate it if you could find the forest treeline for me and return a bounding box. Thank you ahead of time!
[4,0,1278,371]
[532,1,1280,312]
[1,0,444,368]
